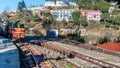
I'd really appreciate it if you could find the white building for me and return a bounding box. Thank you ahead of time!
[51,9,75,21]
[27,6,46,14]
[45,0,64,6]
[45,0,77,7]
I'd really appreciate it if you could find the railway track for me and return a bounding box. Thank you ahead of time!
[17,37,120,68]
[32,43,102,68]
[27,40,120,68]
[19,40,99,68]
[29,38,120,57]
[26,44,55,68]
[58,39,120,57]
[17,43,39,68]
[44,41,120,68]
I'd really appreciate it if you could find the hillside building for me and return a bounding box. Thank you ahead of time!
[27,6,47,14]
[45,0,77,7]
[81,10,102,21]
[51,9,75,21]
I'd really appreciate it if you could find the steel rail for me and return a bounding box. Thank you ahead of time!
[45,42,120,68]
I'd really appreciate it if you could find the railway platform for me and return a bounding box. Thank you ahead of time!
[0,36,20,68]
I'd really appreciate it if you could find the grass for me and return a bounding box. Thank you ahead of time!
[103,59,113,62]
[59,61,74,68]
[87,21,104,30]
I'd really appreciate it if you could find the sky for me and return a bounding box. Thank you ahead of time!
[0,0,45,13]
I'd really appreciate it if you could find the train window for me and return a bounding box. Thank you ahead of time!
[20,24,24,28]
[12,24,18,28]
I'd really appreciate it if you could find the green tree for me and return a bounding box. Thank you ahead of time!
[101,13,110,23]
[17,0,26,12]
[115,16,120,25]
[114,36,120,42]
[98,37,110,44]
[43,12,56,29]
[77,0,90,9]
[43,12,52,17]
[21,0,26,9]
[112,9,119,15]
[85,2,99,10]
[98,1,109,13]
[32,14,41,22]
[77,0,103,10]
[62,19,67,25]
[81,18,88,27]
[77,0,83,8]
[105,23,111,28]
[72,11,80,25]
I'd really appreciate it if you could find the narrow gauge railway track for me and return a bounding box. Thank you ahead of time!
[32,43,101,68]
[23,43,56,68]
[21,38,120,68]
[22,39,100,68]
[30,44,58,68]
[47,38,120,57]
[44,42,120,68]
[32,44,80,68]
[17,43,39,68]
[28,39,120,68]
[27,40,120,68]
[30,38,120,57]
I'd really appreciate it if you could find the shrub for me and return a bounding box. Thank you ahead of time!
[105,23,110,28]
[67,34,85,43]
[98,37,110,44]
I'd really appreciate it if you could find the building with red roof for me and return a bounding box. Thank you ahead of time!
[81,10,102,21]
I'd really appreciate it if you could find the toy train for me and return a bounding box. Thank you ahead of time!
[0,18,25,39]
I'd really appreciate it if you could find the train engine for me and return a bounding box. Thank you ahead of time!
[11,23,25,39]
[0,18,25,39]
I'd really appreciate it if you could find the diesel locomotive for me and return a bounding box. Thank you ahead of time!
[0,18,25,39]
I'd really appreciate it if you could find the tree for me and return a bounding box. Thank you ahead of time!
[101,13,110,23]
[98,36,110,44]
[115,16,120,25]
[77,0,109,11]
[112,9,119,15]
[77,0,103,10]
[98,1,109,13]
[77,0,91,9]
[17,0,26,12]
[21,0,26,9]
[62,19,67,25]
[42,12,56,29]
[72,11,80,25]
[81,18,88,27]
[114,36,120,42]
[32,14,41,22]
[108,16,120,26]
[43,12,52,17]
[77,0,83,8]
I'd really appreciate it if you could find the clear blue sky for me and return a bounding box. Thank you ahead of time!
[0,0,45,13]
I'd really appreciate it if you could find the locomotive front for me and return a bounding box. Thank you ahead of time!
[11,22,25,39]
